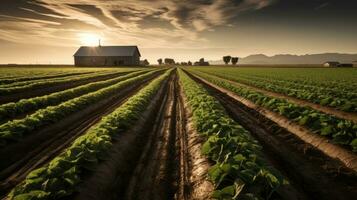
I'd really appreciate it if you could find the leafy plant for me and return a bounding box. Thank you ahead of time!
[179,69,284,199]
[8,69,172,200]
[0,70,161,146]
[0,70,151,123]
[190,70,357,151]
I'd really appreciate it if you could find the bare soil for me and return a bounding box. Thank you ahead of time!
[191,72,357,172]
[0,71,95,86]
[0,71,135,104]
[72,70,213,200]
[0,72,161,197]
[2,69,355,200]
[206,73,357,123]
[72,71,173,200]
[187,71,357,200]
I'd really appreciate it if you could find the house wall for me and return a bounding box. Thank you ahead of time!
[74,55,140,66]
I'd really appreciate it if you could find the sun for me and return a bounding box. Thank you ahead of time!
[78,33,101,46]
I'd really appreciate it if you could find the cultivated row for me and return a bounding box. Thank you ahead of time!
[0,70,152,124]
[189,70,357,151]
[0,70,160,146]
[0,69,138,95]
[179,69,284,199]
[197,68,357,113]
[7,69,172,199]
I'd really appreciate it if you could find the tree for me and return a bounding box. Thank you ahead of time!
[188,61,192,66]
[231,57,239,65]
[164,58,175,65]
[223,56,231,65]
[157,58,163,65]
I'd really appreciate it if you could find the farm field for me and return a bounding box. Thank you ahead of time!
[0,66,356,200]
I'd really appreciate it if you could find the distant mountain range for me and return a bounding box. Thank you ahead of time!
[209,53,357,65]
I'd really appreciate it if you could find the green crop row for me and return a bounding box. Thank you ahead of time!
[198,69,357,113]
[0,70,120,89]
[215,71,357,95]
[0,70,153,124]
[8,69,172,200]
[0,70,160,147]
[0,71,97,85]
[178,69,284,199]
[0,70,136,95]
[224,72,357,100]
[189,70,357,152]
[192,67,357,92]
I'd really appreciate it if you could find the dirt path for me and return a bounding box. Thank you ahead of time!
[0,72,161,197]
[123,70,178,200]
[124,69,213,200]
[187,71,357,200]
[124,71,214,200]
[0,71,136,104]
[198,72,357,123]
[72,70,213,200]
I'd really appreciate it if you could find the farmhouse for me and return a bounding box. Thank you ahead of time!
[74,46,141,67]
[323,61,340,67]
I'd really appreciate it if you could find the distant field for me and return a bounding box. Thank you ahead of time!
[0,66,356,199]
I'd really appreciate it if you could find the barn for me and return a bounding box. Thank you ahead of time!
[74,46,141,67]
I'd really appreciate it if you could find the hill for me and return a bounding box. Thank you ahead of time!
[209,53,357,65]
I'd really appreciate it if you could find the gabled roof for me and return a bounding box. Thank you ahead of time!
[74,46,140,57]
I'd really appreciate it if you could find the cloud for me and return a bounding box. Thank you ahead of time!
[315,2,330,10]
[0,0,276,48]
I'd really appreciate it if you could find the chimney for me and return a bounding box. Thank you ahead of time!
[99,39,101,47]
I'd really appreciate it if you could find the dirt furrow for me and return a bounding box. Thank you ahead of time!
[124,70,177,200]
[187,71,357,200]
[201,72,357,123]
[0,71,136,104]
[72,70,172,200]
[72,69,214,200]
[189,72,357,171]
[0,72,161,197]
[124,70,214,200]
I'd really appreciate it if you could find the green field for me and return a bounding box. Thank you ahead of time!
[0,66,356,200]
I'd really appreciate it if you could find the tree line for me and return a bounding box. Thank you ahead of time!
[156,56,239,66]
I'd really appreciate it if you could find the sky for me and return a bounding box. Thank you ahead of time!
[0,0,357,64]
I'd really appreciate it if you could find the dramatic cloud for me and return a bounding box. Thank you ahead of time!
[0,0,276,47]
[2,0,356,64]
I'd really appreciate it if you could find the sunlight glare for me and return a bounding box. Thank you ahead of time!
[78,33,101,46]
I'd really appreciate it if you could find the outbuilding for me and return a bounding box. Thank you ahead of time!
[323,61,340,67]
[74,46,141,67]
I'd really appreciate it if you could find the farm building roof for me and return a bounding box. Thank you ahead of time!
[74,46,141,57]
